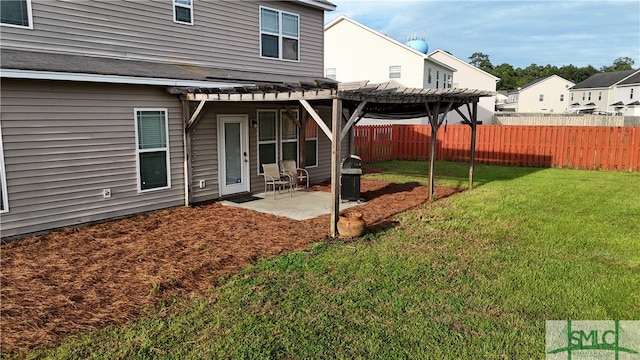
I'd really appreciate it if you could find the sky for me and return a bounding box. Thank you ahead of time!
[324,0,640,70]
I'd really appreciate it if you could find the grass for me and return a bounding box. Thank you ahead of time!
[18,161,640,359]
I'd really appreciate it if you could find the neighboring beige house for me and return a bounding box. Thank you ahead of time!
[500,75,574,113]
[428,49,499,123]
[569,69,640,115]
[324,15,456,90]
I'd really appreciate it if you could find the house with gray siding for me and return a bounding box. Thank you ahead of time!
[0,0,341,239]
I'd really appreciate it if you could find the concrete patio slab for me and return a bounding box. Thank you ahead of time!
[220,190,362,220]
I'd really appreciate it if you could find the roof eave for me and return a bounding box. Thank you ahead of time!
[296,0,336,11]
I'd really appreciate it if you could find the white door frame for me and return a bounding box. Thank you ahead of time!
[217,114,250,196]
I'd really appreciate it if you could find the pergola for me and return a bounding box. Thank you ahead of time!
[169,80,494,237]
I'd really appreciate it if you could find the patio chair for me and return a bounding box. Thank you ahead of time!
[281,160,309,189]
[262,163,292,199]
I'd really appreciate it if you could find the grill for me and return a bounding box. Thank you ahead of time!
[341,154,363,202]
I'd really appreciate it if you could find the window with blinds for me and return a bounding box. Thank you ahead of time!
[135,109,171,191]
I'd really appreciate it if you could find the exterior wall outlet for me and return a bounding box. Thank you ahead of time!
[199,180,206,188]
[103,189,111,199]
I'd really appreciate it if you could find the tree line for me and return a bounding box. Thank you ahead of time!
[467,52,635,91]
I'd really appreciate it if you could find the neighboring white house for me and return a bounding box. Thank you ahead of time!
[324,15,456,125]
[428,49,499,123]
[324,15,455,89]
[569,69,640,115]
[500,75,574,113]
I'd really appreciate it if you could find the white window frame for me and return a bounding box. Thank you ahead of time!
[134,108,171,193]
[259,6,300,62]
[257,109,309,174]
[0,123,8,213]
[560,94,564,102]
[539,94,544,102]
[257,109,278,174]
[389,65,401,79]
[304,120,318,168]
[1,0,33,29]
[173,0,193,25]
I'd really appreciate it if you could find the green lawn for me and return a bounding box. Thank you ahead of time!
[22,162,640,359]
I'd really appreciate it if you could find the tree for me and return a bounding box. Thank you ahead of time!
[468,52,493,71]
[492,63,517,91]
[600,57,635,72]
[467,52,616,90]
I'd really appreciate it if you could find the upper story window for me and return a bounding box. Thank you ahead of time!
[560,94,564,102]
[588,91,592,100]
[436,70,440,88]
[1,0,33,29]
[428,68,432,84]
[598,91,602,100]
[582,92,585,101]
[389,65,401,79]
[325,68,336,80]
[260,7,299,61]
[631,89,634,99]
[539,94,544,102]
[571,93,574,101]
[173,0,193,25]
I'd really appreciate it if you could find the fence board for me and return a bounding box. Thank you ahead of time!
[354,125,640,171]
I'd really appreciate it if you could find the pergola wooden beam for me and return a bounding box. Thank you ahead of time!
[340,101,367,141]
[299,99,333,141]
[185,100,207,131]
[173,81,493,238]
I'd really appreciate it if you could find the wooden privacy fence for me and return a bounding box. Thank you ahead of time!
[354,125,640,171]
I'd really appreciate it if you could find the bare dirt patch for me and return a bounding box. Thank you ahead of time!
[1,179,461,354]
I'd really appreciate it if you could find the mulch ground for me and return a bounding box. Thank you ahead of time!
[1,176,461,354]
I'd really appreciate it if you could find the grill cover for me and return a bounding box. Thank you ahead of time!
[341,155,362,169]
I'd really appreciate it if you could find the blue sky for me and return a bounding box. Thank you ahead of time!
[325,0,640,69]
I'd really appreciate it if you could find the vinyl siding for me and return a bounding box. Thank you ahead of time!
[0,79,184,238]
[189,103,336,202]
[190,110,220,202]
[517,76,574,113]
[1,0,325,77]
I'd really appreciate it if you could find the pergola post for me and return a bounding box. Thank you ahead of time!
[330,97,342,237]
[455,102,479,189]
[427,101,440,201]
[181,99,193,206]
[469,101,478,189]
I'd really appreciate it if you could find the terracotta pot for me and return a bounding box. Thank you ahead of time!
[337,211,366,237]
